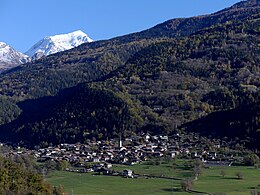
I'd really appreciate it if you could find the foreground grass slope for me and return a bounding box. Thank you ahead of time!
[46,161,260,195]
[195,166,260,195]
[47,172,184,195]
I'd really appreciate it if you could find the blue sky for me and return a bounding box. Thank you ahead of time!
[1,0,241,52]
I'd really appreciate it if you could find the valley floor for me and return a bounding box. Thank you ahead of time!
[46,160,260,195]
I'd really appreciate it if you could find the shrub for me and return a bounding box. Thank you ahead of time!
[235,172,244,180]
[181,179,193,191]
[220,170,226,177]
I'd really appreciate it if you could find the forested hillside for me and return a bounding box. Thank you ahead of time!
[0,156,62,194]
[183,102,260,150]
[0,0,259,149]
[0,0,258,102]
[94,11,260,149]
[0,85,142,147]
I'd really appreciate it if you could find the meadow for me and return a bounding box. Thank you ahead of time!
[46,160,260,195]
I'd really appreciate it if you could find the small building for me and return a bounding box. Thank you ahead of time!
[102,168,111,175]
[170,151,179,158]
[191,152,198,158]
[93,157,100,163]
[145,134,150,142]
[208,152,217,159]
[105,163,113,169]
[123,169,133,178]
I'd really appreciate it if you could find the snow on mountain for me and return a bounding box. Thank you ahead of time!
[25,30,93,59]
[0,42,30,72]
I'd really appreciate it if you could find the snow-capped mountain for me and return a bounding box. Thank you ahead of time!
[0,42,30,72]
[25,30,93,59]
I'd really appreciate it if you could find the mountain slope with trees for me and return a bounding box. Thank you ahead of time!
[0,156,62,194]
[183,101,260,150]
[0,0,259,149]
[94,11,259,149]
[0,84,142,147]
[0,0,258,102]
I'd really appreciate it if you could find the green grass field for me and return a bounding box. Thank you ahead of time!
[194,166,260,195]
[46,171,187,195]
[46,160,260,195]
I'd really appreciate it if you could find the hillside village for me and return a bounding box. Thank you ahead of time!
[0,132,246,177]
